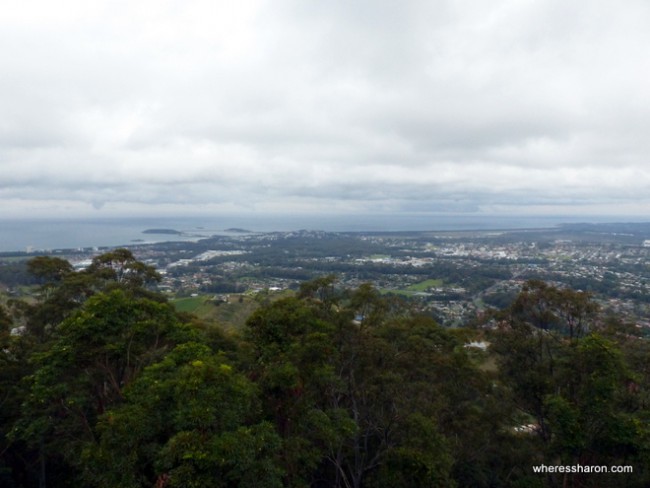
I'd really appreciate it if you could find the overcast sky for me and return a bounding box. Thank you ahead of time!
[1,0,649,219]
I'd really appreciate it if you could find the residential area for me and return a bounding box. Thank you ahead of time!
[2,222,649,329]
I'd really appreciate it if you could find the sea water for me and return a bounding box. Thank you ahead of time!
[0,214,632,253]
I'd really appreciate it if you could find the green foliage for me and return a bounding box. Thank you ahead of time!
[368,414,455,488]
[16,250,162,343]
[173,295,210,313]
[298,274,338,304]
[3,271,650,488]
[405,278,444,292]
[493,282,650,487]
[13,290,195,459]
[510,280,599,339]
[83,343,283,488]
[244,286,499,488]
[244,296,338,485]
[0,305,33,487]
[86,248,160,288]
[27,256,73,283]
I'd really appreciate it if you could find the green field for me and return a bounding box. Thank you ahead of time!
[381,289,419,297]
[172,291,292,330]
[172,295,215,314]
[380,279,445,297]
[405,279,444,291]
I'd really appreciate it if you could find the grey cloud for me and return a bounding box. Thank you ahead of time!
[1,0,650,218]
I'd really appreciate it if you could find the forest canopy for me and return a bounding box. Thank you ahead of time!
[1,252,649,487]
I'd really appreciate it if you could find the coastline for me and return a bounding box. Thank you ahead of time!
[0,215,646,254]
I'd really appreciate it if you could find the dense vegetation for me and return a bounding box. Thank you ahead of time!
[1,251,649,487]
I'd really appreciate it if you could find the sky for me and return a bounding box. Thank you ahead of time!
[1,0,650,220]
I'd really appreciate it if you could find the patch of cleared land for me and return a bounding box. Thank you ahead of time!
[406,279,444,291]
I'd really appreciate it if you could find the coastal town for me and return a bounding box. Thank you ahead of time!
[4,222,645,330]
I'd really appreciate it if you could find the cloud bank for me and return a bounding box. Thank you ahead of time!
[1,0,650,218]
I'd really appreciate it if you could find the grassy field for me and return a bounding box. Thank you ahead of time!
[172,296,208,313]
[381,289,419,297]
[172,295,258,330]
[172,291,293,330]
[210,297,260,330]
[380,279,446,297]
[405,279,444,291]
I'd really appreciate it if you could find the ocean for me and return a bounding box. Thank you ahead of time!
[0,214,632,253]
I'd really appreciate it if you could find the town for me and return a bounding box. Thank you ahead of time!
[3,221,648,331]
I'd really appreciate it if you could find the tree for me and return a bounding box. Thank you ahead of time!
[244,296,337,486]
[298,274,339,308]
[27,256,73,286]
[244,284,482,488]
[493,282,650,487]
[544,335,642,486]
[17,250,163,344]
[510,280,598,339]
[0,305,32,488]
[83,343,283,488]
[86,248,160,289]
[11,289,195,485]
